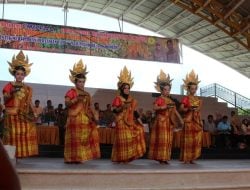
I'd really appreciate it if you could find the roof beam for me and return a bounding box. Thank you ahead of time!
[223,0,245,20]
[81,0,91,11]
[224,52,250,60]
[43,0,48,5]
[156,9,187,33]
[100,0,117,14]
[138,1,174,26]
[206,40,239,52]
[194,0,212,13]
[174,19,206,37]
[119,0,146,19]
[191,36,231,46]
[189,29,221,45]
[233,20,250,37]
[206,49,238,54]
[248,36,250,49]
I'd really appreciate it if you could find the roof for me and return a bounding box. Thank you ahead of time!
[2,0,250,78]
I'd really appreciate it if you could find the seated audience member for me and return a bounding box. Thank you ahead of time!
[214,112,222,127]
[204,115,217,147]
[241,119,249,135]
[145,110,154,128]
[216,115,231,149]
[103,104,115,127]
[230,111,241,134]
[93,102,100,124]
[138,108,147,124]
[204,115,217,133]
[98,111,107,126]
[55,104,67,145]
[240,119,249,149]
[43,100,56,125]
[0,140,21,190]
[230,111,242,147]
[32,99,43,125]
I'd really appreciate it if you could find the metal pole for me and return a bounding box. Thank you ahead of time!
[234,92,237,107]
[214,83,217,98]
[2,0,5,19]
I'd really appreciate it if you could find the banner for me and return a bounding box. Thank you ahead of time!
[0,19,182,63]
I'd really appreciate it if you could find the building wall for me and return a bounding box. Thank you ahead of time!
[0,80,235,120]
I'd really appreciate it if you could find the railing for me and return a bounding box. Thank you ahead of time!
[200,83,250,114]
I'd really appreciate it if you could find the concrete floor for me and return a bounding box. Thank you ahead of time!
[17,158,250,190]
[16,158,250,173]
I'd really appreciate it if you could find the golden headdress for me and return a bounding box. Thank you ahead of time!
[69,59,88,83]
[8,50,33,77]
[154,69,173,92]
[117,66,134,89]
[183,69,200,90]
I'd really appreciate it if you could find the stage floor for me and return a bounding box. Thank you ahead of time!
[16,158,250,172]
[17,158,250,190]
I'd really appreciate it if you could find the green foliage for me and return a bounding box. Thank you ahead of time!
[238,108,250,116]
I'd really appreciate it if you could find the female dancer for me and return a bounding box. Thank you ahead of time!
[111,66,146,163]
[2,50,38,158]
[64,59,100,163]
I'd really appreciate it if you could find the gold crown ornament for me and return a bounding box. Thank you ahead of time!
[154,69,173,92]
[117,66,134,89]
[183,70,200,90]
[8,50,33,77]
[69,59,88,83]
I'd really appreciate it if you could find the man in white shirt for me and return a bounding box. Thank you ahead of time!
[204,115,217,147]
[32,100,43,125]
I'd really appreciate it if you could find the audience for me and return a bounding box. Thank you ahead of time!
[204,114,217,147]
[93,102,101,124]
[55,104,67,145]
[43,100,56,125]
[230,111,241,134]
[138,108,147,124]
[216,115,231,149]
[103,104,115,127]
[32,99,43,125]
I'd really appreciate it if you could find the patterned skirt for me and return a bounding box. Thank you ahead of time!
[148,117,173,161]
[180,122,203,162]
[3,114,38,158]
[64,114,100,162]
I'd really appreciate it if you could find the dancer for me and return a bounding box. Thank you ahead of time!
[111,66,146,163]
[180,70,203,164]
[2,50,38,158]
[64,59,100,163]
[148,70,183,164]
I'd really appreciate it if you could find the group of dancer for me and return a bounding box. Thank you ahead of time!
[1,50,203,165]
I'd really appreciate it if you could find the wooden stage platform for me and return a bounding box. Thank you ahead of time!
[17,158,250,190]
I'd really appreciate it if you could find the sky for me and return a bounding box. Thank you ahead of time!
[0,4,249,98]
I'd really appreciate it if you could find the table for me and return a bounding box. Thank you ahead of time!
[173,130,211,148]
[36,126,60,145]
[98,127,211,148]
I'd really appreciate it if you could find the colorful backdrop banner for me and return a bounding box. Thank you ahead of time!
[0,19,182,63]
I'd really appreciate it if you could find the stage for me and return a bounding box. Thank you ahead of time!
[17,158,250,190]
